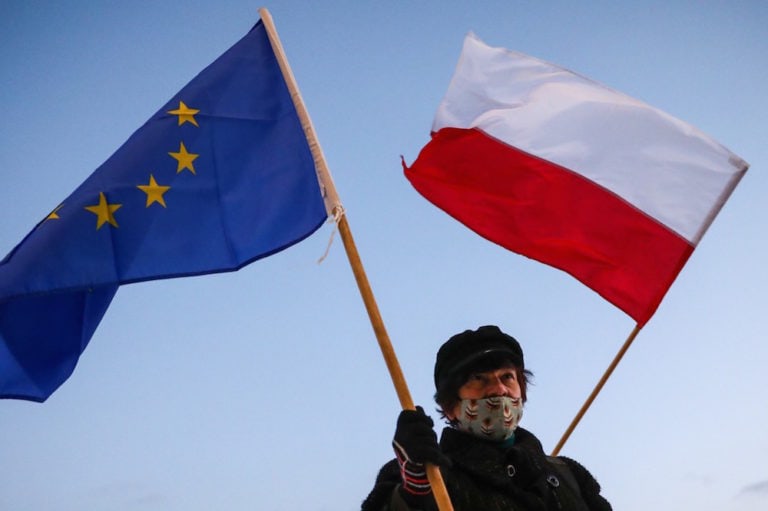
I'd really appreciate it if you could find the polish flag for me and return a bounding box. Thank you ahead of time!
[405,33,748,326]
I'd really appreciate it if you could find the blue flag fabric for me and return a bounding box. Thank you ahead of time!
[0,21,328,402]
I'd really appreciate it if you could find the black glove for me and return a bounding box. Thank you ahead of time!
[392,406,451,497]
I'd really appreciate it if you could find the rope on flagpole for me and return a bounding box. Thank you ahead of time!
[316,207,342,264]
[259,8,454,511]
[551,323,642,456]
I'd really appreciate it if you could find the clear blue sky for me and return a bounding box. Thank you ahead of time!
[1,1,766,510]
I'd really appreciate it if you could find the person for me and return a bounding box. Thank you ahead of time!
[361,325,611,511]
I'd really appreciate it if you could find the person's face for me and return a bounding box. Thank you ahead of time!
[445,363,521,420]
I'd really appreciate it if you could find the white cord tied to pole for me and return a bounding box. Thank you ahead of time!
[317,206,344,264]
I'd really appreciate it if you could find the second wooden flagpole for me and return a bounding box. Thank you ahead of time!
[259,8,454,511]
[551,323,642,456]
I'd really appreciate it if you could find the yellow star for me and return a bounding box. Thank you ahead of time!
[46,203,64,221]
[168,141,198,174]
[137,174,171,207]
[167,101,199,127]
[84,192,122,230]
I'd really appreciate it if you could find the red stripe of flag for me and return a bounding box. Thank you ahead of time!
[405,127,694,325]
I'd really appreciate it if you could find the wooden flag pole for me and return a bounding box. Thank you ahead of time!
[259,9,454,511]
[551,323,642,456]
[335,200,454,511]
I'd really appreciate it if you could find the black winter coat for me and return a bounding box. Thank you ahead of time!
[361,427,611,511]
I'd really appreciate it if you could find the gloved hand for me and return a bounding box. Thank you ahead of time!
[392,406,451,497]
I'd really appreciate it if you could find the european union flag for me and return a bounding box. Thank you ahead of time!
[0,20,328,402]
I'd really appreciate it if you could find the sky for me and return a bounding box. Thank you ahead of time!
[0,1,766,510]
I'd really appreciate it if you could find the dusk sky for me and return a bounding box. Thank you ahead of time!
[1,2,766,510]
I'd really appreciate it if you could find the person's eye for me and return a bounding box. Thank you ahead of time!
[469,373,487,385]
[501,371,517,382]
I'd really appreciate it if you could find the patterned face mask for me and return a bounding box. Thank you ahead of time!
[454,396,523,441]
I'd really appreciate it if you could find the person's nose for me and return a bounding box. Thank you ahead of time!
[486,375,510,397]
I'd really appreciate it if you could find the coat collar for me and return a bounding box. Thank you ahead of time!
[440,426,551,490]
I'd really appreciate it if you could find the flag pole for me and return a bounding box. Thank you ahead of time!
[551,323,642,456]
[259,8,454,511]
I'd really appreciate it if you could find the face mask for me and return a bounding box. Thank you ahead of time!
[453,396,523,441]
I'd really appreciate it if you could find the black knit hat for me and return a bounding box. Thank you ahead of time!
[433,325,524,390]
